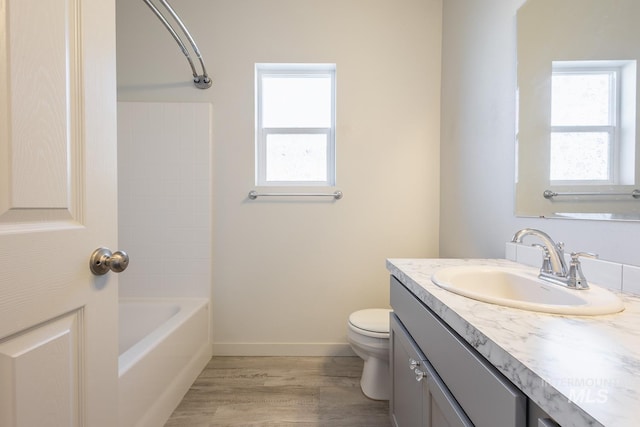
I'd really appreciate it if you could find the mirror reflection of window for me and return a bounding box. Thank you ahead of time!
[550,60,636,184]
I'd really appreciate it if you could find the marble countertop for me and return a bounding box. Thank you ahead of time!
[387,258,640,427]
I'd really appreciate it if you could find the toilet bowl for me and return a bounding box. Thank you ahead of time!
[347,308,391,400]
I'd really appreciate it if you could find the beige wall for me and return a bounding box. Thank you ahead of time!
[117,0,442,355]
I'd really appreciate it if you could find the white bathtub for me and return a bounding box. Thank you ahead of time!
[118,298,211,427]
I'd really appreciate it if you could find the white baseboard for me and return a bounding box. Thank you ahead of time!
[212,342,356,357]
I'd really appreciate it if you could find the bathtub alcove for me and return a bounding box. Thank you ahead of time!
[117,102,213,427]
[118,298,210,427]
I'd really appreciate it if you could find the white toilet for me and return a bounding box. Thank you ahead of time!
[347,308,392,400]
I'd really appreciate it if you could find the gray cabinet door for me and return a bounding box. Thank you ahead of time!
[390,313,426,427]
[425,364,474,427]
[390,314,474,427]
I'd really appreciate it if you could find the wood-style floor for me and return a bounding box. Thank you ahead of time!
[164,356,391,427]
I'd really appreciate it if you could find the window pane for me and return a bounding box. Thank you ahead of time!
[550,132,610,181]
[266,134,328,182]
[551,73,611,126]
[262,76,332,128]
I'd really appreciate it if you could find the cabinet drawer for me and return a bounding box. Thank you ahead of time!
[390,276,526,427]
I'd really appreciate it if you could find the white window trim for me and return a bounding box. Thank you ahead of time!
[550,62,624,185]
[255,63,336,187]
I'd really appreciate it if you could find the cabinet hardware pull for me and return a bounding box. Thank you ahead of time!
[409,358,420,370]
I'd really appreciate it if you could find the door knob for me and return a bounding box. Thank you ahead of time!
[90,247,129,275]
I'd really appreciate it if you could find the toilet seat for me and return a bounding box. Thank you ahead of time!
[348,309,391,338]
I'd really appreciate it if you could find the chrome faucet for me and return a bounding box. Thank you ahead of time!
[512,228,568,276]
[511,228,596,290]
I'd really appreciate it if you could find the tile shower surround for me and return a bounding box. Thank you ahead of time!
[117,102,211,298]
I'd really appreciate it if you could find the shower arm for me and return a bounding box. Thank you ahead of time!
[142,0,212,89]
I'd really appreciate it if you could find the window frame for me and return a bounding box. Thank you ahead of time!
[255,63,336,187]
[550,63,621,184]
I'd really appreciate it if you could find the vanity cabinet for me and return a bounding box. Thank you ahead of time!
[391,313,473,427]
[390,276,527,427]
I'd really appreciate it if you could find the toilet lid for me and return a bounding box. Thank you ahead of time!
[348,309,391,334]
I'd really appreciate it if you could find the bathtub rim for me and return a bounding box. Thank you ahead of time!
[118,297,209,377]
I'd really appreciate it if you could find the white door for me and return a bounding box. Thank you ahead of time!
[0,0,119,426]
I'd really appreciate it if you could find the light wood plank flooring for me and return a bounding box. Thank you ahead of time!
[164,356,391,427]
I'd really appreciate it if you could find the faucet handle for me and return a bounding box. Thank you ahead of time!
[570,251,598,261]
[532,244,553,274]
[567,252,598,289]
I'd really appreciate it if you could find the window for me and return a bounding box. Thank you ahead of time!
[550,60,636,184]
[255,64,336,186]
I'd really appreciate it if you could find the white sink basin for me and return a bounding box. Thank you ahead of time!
[431,265,624,315]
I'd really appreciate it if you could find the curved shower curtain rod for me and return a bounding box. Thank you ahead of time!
[142,0,212,89]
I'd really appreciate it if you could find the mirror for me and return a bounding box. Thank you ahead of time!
[516,0,640,220]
